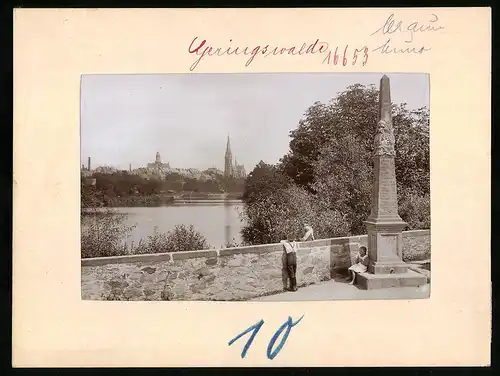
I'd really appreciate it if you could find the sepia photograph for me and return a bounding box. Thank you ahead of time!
[80,72,430,302]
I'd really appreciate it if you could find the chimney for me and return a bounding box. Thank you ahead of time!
[129,163,132,172]
[88,157,91,171]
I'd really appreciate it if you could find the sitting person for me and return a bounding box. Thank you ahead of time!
[348,246,369,285]
[280,235,298,292]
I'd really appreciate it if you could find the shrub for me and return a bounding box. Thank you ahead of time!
[133,224,210,254]
[81,210,210,257]
[241,184,350,245]
[81,208,136,258]
[164,224,210,252]
[132,227,170,254]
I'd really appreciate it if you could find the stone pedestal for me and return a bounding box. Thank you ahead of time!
[356,75,427,290]
[358,219,427,290]
[356,269,427,290]
[365,220,408,274]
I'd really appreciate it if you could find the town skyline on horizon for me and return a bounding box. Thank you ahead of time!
[81,134,248,173]
[80,73,429,172]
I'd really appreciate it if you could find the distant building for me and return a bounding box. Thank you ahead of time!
[147,152,171,177]
[81,157,92,172]
[224,136,233,178]
[224,135,247,179]
[94,166,118,174]
[81,157,94,177]
[234,158,247,179]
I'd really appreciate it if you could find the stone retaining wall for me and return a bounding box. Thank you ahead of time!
[81,229,430,301]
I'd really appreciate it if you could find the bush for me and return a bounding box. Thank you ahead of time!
[81,208,136,258]
[81,211,211,257]
[133,224,210,254]
[241,184,349,245]
[132,227,170,254]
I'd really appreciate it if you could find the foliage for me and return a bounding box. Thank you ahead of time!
[132,227,170,255]
[81,208,136,258]
[133,224,210,254]
[279,84,380,191]
[241,184,349,245]
[398,190,431,230]
[242,161,293,204]
[81,171,245,208]
[243,83,430,241]
[311,133,373,235]
[81,214,210,258]
[393,105,430,197]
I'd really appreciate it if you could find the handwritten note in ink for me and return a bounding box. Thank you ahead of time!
[187,37,369,71]
[186,12,446,71]
[370,13,445,55]
[228,315,305,360]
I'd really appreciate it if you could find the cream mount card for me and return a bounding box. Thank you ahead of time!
[13,8,491,367]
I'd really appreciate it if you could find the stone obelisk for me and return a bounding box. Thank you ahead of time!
[358,75,426,289]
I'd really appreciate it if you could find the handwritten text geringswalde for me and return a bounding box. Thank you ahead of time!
[187,37,369,71]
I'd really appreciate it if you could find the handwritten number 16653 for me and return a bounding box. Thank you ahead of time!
[228,315,304,360]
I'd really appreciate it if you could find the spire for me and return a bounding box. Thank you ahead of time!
[224,134,233,178]
[225,133,232,157]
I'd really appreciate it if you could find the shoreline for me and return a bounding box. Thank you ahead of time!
[82,196,244,209]
[82,199,244,212]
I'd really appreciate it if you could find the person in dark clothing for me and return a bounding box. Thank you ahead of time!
[280,235,298,292]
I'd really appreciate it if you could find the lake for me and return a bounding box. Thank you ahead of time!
[109,202,245,249]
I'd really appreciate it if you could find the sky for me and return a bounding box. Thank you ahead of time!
[80,73,429,171]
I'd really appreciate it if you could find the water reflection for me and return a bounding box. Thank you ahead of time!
[99,202,244,249]
[225,199,232,246]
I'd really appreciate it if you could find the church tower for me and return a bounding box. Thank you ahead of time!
[224,134,234,178]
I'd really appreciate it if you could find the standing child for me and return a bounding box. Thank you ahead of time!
[280,235,298,292]
[301,224,315,241]
[348,246,369,285]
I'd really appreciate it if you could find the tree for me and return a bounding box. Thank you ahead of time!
[279,84,380,191]
[243,161,292,204]
[279,102,337,191]
[183,178,198,192]
[312,133,373,235]
[225,177,246,194]
[393,105,430,196]
[243,84,430,242]
[241,184,349,245]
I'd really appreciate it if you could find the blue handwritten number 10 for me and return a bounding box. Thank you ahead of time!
[228,315,304,360]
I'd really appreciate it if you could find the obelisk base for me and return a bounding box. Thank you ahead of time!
[364,219,407,272]
[369,260,409,275]
[355,219,427,290]
[356,269,427,290]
